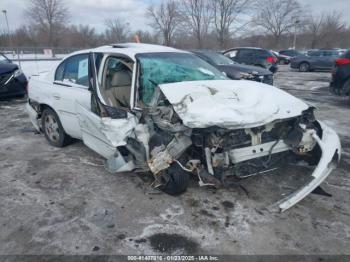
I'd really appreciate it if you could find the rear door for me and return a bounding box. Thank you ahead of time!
[307,51,323,69]
[322,51,339,69]
[52,53,91,139]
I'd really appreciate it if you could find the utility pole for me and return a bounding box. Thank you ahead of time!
[293,19,300,49]
[2,10,10,39]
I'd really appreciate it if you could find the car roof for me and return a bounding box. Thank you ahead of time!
[227,47,266,50]
[68,43,188,60]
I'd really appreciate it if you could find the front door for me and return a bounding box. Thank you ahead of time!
[75,52,138,159]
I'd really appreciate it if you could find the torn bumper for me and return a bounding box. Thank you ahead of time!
[26,102,41,132]
[278,121,341,212]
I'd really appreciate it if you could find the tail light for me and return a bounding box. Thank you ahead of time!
[335,58,350,66]
[267,56,277,63]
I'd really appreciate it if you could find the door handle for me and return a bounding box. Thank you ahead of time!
[53,93,61,100]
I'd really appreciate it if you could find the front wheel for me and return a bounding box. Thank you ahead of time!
[158,163,190,196]
[299,62,310,72]
[42,108,71,147]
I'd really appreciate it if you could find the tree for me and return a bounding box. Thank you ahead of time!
[25,0,69,47]
[212,0,251,49]
[252,0,302,48]
[320,12,346,48]
[180,0,213,48]
[104,18,131,43]
[304,13,325,49]
[147,0,181,46]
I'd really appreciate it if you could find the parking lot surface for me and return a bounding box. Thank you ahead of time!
[0,65,349,255]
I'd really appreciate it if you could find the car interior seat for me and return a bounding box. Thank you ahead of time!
[104,67,132,108]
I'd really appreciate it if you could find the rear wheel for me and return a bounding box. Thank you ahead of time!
[299,62,310,72]
[41,108,71,147]
[158,163,190,196]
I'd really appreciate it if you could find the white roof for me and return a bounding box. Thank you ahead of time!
[69,43,188,60]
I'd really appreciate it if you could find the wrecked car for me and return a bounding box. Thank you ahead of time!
[26,43,341,212]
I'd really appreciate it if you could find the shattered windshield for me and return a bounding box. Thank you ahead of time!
[137,52,227,104]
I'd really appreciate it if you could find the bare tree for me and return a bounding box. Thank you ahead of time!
[104,18,131,43]
[180,0,213,48]
[147,0,181,46]
[252,0,302,48]
[211,0,251,49]
[321,11,346,48]
[25,0,69,47]
[304,13,325,49]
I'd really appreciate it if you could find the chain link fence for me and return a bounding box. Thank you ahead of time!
[0,46,82,61]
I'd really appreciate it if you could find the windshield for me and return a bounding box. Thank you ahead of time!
[137,52,227,104]
[201,52,235,65]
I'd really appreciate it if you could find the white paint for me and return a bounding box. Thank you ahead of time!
[159,80,309,129]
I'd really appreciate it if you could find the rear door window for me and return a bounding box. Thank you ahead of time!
[225,50,238,58]
[308,51,321,57]
[237,49,254,58]
[55,54,89,87]
[256,50,270,58]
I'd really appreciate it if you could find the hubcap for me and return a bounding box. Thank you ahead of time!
[45,114,60,142]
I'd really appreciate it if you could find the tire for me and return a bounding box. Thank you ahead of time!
[41,108,71,147]
[158,163,190,196]
[299,62,310,72]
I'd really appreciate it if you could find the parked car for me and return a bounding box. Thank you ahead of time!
[0,53,27,98]
[330,49,350,96]
[279,49,303,58]
[291,50,342,72]
[192,50,274,85]
[270,50,290,65]
[26,43,341,212]
[223,47,278,73]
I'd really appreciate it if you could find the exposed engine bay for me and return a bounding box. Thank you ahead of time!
[100,86,335,213]
[145,89,320,183]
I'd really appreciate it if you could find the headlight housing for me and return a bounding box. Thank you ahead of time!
[13,69,23,78]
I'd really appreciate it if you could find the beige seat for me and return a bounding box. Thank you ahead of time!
[105,69,132,108]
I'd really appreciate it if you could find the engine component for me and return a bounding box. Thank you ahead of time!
[148,134,192,174]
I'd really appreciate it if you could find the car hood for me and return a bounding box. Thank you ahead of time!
[0,63,18,75]
[218,64,271,75]
[159,80,309,129]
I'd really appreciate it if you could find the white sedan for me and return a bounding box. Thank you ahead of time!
[26,43,341,212]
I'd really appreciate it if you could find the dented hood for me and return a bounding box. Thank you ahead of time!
[159,80,309,129]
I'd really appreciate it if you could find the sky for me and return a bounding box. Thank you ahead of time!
[0,0,349,34]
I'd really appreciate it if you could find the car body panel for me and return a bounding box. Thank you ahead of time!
[159,79,308,129]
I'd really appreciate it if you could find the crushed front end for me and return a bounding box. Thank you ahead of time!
[144,87,341,211]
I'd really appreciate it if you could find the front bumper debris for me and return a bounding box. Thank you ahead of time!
[26,102,41,132]
[277,121,341,212]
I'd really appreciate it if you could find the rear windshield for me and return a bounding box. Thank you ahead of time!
[137,52,227,104]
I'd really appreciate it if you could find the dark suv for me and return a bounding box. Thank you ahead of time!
[223,47,278,73]
[330,49,350,96]
[290,49,341,72]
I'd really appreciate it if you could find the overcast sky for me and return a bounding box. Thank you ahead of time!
[0,0,349,33]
